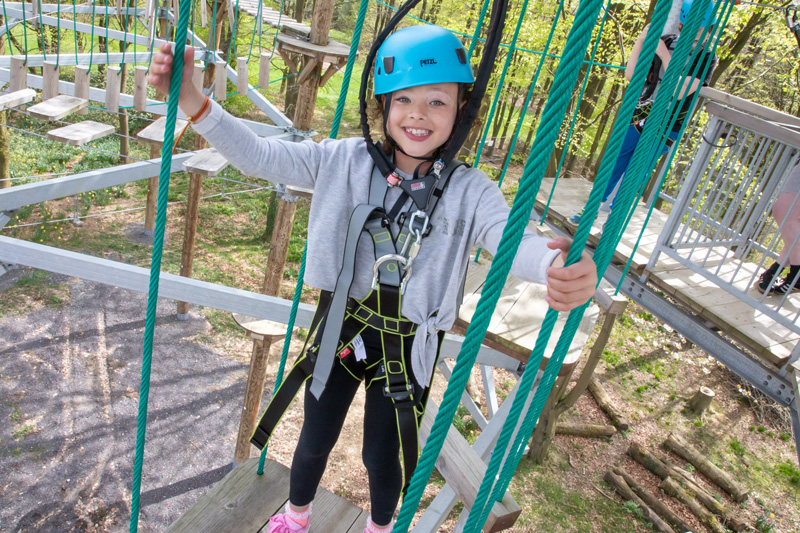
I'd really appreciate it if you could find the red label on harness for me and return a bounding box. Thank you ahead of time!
[339,347,352,359]
[411,182,425,191]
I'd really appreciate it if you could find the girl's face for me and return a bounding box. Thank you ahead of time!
[384,82,460,174]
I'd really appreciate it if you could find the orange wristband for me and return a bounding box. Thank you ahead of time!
[173,96,211,153]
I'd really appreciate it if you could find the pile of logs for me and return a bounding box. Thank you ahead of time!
[604,433,750,533]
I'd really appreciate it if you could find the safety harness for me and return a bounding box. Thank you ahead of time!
[251,152,464,490]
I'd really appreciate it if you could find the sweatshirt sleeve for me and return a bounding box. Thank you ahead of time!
[191,100,323,189]
[473,181,560,285]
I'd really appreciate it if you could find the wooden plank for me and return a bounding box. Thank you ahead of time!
[307,489,364,532]
[42,61,59,100]
[705,102,800,149]
[193,62,205,90]
[28,94,89,121]
[233,313,288,340]
[47,120,115,146]
[0,88,35,111]
[74,65,90,115]
[134,65,148,112]
[700,87,800,129]
[182,147,230,176]
[344,510,371,533]
[166,458,289,532]
[419,402,521,532]
[136,115,189,145]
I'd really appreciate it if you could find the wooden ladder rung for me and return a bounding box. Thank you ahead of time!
[136,115,189,146]
[28,94,89,121]
[0,88,36,110]
[165,458,367,532]
[47,120,115,146]
[182,147,230,176]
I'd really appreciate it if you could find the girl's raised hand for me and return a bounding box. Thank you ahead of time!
[147,43,205,115]
[544,236,598,312]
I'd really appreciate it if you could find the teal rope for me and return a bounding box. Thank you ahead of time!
[231,0,239,59]
[473,0,566,262]
[255,0,367,474]
[541,0,612,221]
[329,0,368,139]
[615,0,733,287]
[128,2,192,531]
[89,1,95,67]
[471,0,535,167]
[73,0,79,64]
[247,0,261,61]
[38,0,45,60]
[2,2,17,55]
[466,0,492,59]
[466,0,677,528]
[55,0,61,66]
[256,242,308,475]
[395,0,607,531]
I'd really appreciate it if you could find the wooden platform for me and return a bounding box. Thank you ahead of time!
[166,458,367,533]
[136,116,189,145]
[455,223,599,375]
[538,176,800,367]
[183,148,230,176]
[28,94,89,121]
[235,0,310,36]
[47,120,115,146]
[0,88,35,110]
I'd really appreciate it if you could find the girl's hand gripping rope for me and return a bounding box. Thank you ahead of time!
[544,236,598,312]
[147,43,210,123]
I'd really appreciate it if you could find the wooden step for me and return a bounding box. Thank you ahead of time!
[166,458,367,533]
[47,121,115,146]
[182,147,230,176]
[419,401,522,532]
[0,88,36,110]
[28,94,89,121]
[136,115,189,146]
[232,313,287,341]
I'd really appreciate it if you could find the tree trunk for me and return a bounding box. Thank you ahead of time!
[663,433,749,503]
[611,467,693,533]
[0,20,8,190]
[686,386,715,414]
[660,478,726,533]
[603,471,675,533]
[588,376,630,430]
[555,422,615,438]
[712,8,768,85]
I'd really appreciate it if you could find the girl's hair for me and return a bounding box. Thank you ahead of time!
[369,84,473,158]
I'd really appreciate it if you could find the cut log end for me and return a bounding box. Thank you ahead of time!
[687,386,715,414]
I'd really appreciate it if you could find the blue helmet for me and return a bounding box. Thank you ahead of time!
[374,25,475,95]
[680,0,716,28]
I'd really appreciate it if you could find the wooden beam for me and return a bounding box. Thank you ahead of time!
[0,88,35,111]
[193,62,204,90]
[215,59,227,101]
[237,57,249,96]
[9,56,26,93]
[28,94,88,121]
[0,51,188,68]
[177,172,203,315]
[47,121,115,146]
[296,56,318,85]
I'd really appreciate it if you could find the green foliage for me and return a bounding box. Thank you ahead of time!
[775,461,800,486]
[729,438,746,456]
[755,514,776,533]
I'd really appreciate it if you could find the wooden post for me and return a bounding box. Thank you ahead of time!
[215,59,227,101]
[237,57,249,95]
[32,0,40,29]
[134,65,148,111]
[106,66,121,113]
[177,172,203,317]
[259,51,270,92]
[201,0,207,28]
[42,61,59,100]
[74,66,90,115]
[234,338,272,463]
[10,56,27,93]
[145,171,159,234]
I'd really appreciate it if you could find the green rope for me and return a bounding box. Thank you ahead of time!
[255,0,368,475]
[89,0,95,68]
[614,0,733,289]
[54,0,61,66]
[247,0,261,61]
[128,2,192,531]
[466,0,492,59]
[105,0,111,65]
[329,0,369,139]
[73,0,79,64]
[395,0,608,531]
[231,0,239,59]
[473,0,566,262]
[2,2,18,55]
[541,0,612,221]
[38,0,45,60]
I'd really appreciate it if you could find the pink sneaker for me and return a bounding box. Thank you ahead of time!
[363,516,393,533]
[265,503,311,533]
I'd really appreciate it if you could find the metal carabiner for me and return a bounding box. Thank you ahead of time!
[372,254,408,291]
[400,210,429,255]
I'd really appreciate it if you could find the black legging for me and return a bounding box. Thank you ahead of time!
[289,325,405,526]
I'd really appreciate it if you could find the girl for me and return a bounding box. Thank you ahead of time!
[149,24,597,533]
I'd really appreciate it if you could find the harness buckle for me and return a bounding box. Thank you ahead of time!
[384,382,415,402]
[372,254,409,292]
